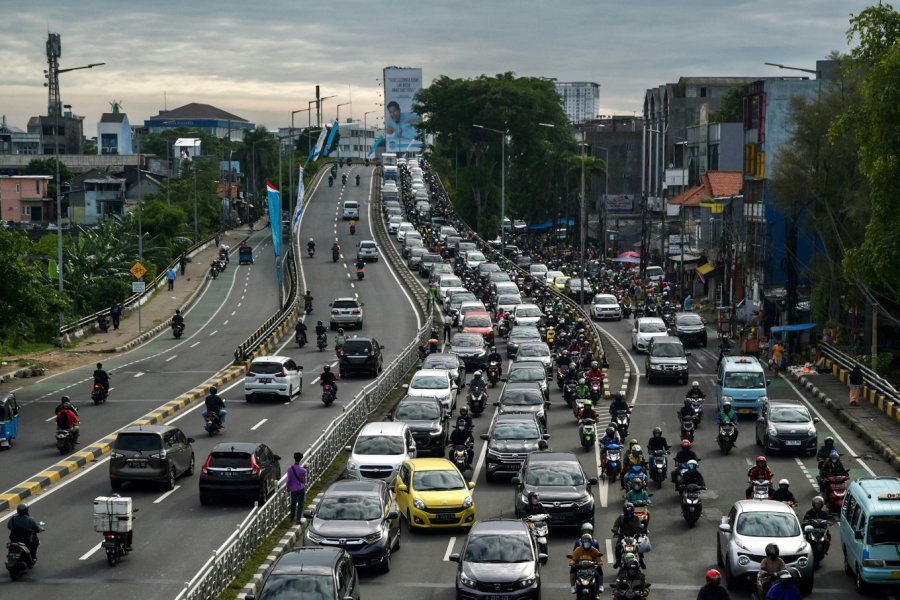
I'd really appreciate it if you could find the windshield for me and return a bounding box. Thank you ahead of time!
[343,341,373,355]
[413,469,466,492]
[395,401,441,420]
[501,391,542,406]
[423,356,458,370]
[651,343,685,358]
[251,362,285,375]
[440,277,462,288]
[594,296,617,305]
[723,372,767,389]
[646,267,664,278]
[464,534,533,563]
[450,293,476,305]
[735,512,801,537]
[770,407,811,424]
[479,264,501,273]
[452,335,483,348]
[509,328,540,341]
[510,367,545,381]
[677,314,703,326]
[332,300,359,309]
[354,435,406,455]
[259,574,335,600]
[464,316,492,328]
[498,295,522,305]
[517,307,542,318]
[467,252,485,262]
[114,433,162,452]
[639,321,667,333]
[568,278,587,288]
[316,496,383,520]
[525,463,585,486]
[868,515,900,545]
[493,421,540,440]
[411,375,448,390]
[518,345,549,358]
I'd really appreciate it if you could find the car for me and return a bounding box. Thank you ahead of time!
[456,241,478,257]
[404,369,457,413]
[419,253,443,277]
[443,287,470,309]
[249,546,360,600]
[387,216,403,234]
[552,275,571,292]
[338,337,384,378]
[840,476,900,591]
[495,293,523,315]
[390,396,449,457]
[565,277,594,301]
[487,271,512,286]
[402,235,424,258]
[458,300,488,321]
[464,251,486,269]
[396,223,414,241]
[506,360,549,400]
[644,336,690,385]
[342,200,360,221]
[198,442,282,505]
[496,382,548,430]
[461,310,494,344]
[481,412,548,482]
[631,317,668,353]
[645,265,664,282]
[421,352,465,388]
[302,480,400,573]
[447,291,478,316]
[438,276,464,302]
[590,293,622,321]
[345,422,417,482]
[512,452,598,527]
[449,519,544,599]
[717,500,814,593]
[544,270,565,286]
[395,458,476,531]
[673,311,708,347]
[449,332,488,370]
[244,356,304,402]
[408,246,428,270]
[109,425,195,491]
[513,303,544,327]
[445,236,463,255]
[329,297,364,330]
[515,342,553,376]
[754,400,819,454]
[506,325,542,360]
[438,226,458,243]
[516,255,533,268]
[491,281,520,301]
[477,262,503,283]
[529,263,548,278]
[717,356,771,416]
[357,240,379,262]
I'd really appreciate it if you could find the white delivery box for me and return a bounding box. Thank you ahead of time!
[93,496,133,533]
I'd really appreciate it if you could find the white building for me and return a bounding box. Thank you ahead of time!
[97,102,133,156]
[333,121,381,160]
[555,82,601,124]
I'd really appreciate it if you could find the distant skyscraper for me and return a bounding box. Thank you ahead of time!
[555,82,600,124]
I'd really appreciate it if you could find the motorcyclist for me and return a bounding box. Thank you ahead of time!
[672,439,698,482]
[646,426,670,454]
[314,320,328,339]
[55,401,80,443]
[624,478,651,506]
[626,444,646,469]
[586,360,604,383]
[355,257,365,273]
[613,553,647,594]
[487,346,503,367]
[572,522,601,550]
[171,309,185,329]
[355,173,360,186]
[521,491,544,517]
[576,399,600,421]
[818,450,848,493]
[564,361,579,384]
[54,395,78,416]
[456,406,473,434]
[600,426,621,471]
[609,391,629,416]
[816,436,837,468]
[772,479,797,505]
[335,328,347,351]
[469,370,487,399]
[447,418,474,466]
[307,238,316,254]
[92,362,110,396]
[686,380,706,400]
[204,385,227,428]
[574,377,590,401]
[757,544,786,596]
[569,533,605,595]
[765,569,802,600]
[746,456,774,499]
[319,365,338,398]
[612,503,646,568]
[803,496,832,553]
[679,459,705,489]
[303,290,314,311]
[697,569,731,600]
[7,503,41,566]
[294,320,307,344]
[331,242,341,258]
[679,397,697,421]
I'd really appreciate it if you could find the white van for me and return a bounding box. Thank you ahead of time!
[342,200,359,221]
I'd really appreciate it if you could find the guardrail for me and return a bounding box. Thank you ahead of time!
[820,341,900,408]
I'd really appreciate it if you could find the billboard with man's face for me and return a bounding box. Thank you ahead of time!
[383,67,423,153]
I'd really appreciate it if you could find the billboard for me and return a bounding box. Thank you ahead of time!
[383,67,423,153]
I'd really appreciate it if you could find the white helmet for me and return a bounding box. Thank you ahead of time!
[474,370,483,378]
[778,479,790,487]
[692,380,699,388]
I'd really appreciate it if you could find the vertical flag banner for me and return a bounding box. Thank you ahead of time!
[322,120,340,157]
[309,127,329,162]
[368,134,385,157]
[292,163,305,234]
[383,67,423,153]
[266,180,282,260]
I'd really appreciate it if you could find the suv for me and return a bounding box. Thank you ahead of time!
[199,442,282,505]
[390,396,448,456]
[109,425,195,491]
[250,547,360,600]
[357,240,379,262]
[345,422,416,483]
[338,337,384,378]
[244,356,303,402]
[590,293,622,321]
[329,297,364,330]
[645,336,690,384]
[302,480,400,573]
[512,452,597,527]
[481,413,548,482]
[673,312,707,347]
[342,200,360,221]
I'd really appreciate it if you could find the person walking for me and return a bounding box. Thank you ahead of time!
[179,254,187,276]
[167,266,177,291]
[109,302,122,330]
[287,452,307,522]
[443,317,453,344]
[849,364,864,406]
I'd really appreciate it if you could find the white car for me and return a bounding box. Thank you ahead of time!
[396,222,414,240]
[513,303,544,327]
[342,200,359,221]
[357,240,379,262]
[329,297,364,329]
[646,265,664,282]
[442,286,469,308]
[438,226,458,243]
[591,293,622,321]
[388,216,403,234]
[495,293,523,315]
[529,263,548,278]
[244,356,303,402]
[437,276,463,303]
[631,317,668,353]
[404,369,457,412]
[464,251,486,269]
[345,421,417,482]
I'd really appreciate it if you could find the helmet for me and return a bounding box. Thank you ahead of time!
[778,478,790,487]
[777,569,793,582]
[630,479,643,491]
[583,400,592,407]
[209,386,218,395]
[474,371,483,378]
[606,426,616,437]
[652,426,662,437]
[824,436,834,446]
[723,399,732,407]
[97,362,103,369]
[578,334,585,341]
[687,459,698,469]
[623,502,634,517]
[456,418,467,429]
[459,407,469,415]
[706,569,721,584]
[628,438,638,448]
[309,237,314,242]
[625,556,640,572]
[581,522,594,534]
[323,365,331,372]
[338,328,344,334]
[692,381,699,388]
[16,504,28,516]
[812,496,825,507]
[829,450,840,460]
[765,543,780,558]
[578,378,586,385]
[61,395,71,404]
[684,398,692,406]
[631,444,642,455]
[616,392,625,402]
[317,320,323,326]
[490,346,497,353]
[569,362,576,370]
[591,361,598,369]
[756,456,767,465]
[681,439,692,449]
[580,533,592,543]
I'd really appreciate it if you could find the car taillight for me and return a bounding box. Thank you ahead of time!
[277,368,287,377]
[249,455,262,478]
[352,310,361,315]
[201,455,212,476]
[331,309,340,315]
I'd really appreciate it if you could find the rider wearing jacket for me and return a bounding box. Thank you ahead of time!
[487,347,503,367]
[816,437,837,468]
[295,320,307,344]
[672,439,699,482]
[716,400,739,442]
[803,496,832,552]
[646,426,670,454]
[93,363,110,395]
[746,456,774,499]
[686,380,706,400]
[569,533,605,595]
[600,427,621,470]
[612,503,646,568]
[204,386,227,427]
[314,320,328,338]
[320,365,338,398]
[818,450,849,492]
[679,459,705,489]
[609,392,629,416]
[575,400,600,421]
[586,361,604,383]
[171,309,185,328]
[447,419,474,466]
[772,479,797,504]
[55,404,80,442]
[8,504,41,565]
[574,378,590,401]
[303,290,313,309]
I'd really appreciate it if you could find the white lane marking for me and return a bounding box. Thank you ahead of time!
[165,355,178,362]
[10,387,22,393]
[794,457,818,491]
[231,310,236,316]
[241,295,245,300]
[443,537,457,561]
[350,283,355,289]
[346,272,351,278]
[133,372,144,378]
[190,341,200,348]
[471,406,498,483]
[237,302,242,307]
[251,418,268,431]
[0,456,111,523]
[108,387,115,392]
[154,485,181,504]
[209,330,218,336]
[223,320,229,326]
[78,542,103,561]
[605,538,614,567]
[45,415,56,422]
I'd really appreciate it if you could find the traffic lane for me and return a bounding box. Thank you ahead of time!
[0,231,279,489]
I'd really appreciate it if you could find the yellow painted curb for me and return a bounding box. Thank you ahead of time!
[36,470,62,485]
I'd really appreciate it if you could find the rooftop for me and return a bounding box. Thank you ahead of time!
[669,171,743,206]
[149,102,248,122]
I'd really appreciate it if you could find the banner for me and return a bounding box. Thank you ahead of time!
[266,180,282,260]
[383,67,423,153]
[309,126,329,162]
[292,163,304,234]
[322,120,340,157]
[368,134,384,157]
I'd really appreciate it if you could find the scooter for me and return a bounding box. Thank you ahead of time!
[295,331,307,348]
[321,384,336,406]
[577,418,596,451]
[450,444,470,473]
[717,422,737,455]
[648,449,668,489]
[622,301,632,318]
[56,428,76,455]
[487,361,501,387]
[821,475,849,511]
[316,333,328,352]
[569,558,602,600]
[5,522,44,580]
[97,315,110,333]
[612,408,632,437]
[341,174,347,185]
[687,397,703,425]
[355,174,360,187]
[332,249,340,262]
[349,223,356,235]
[588,377,603,402]
[357,267,365,280]
[749,479,772,500]
[678,414,695,442]
[804,519,831,567]
[611,577,651,599]
[204,411,222,437]
[622,465,648,491]
[563,380,577,408]
[308,246,316,258]
[209,263,219,280]
[604,443,623,482]
[468,387,486,416]
[91,383,108,405]
[524,513,549,557]
[172,322,185,339]
[680,483,704,527]
[305,300,313,314]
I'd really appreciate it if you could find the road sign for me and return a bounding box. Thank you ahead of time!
[130,261,147,280]
[132,281,146,293]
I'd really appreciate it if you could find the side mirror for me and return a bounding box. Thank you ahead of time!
[718,523,732,533]
[480,433,490,441]
[274,455,282,461]
[511,477,521,485]
[402,384,409,389]
[468,481,475,490]
[766,379,772,386]
[396,483,408,493]
[345,445,352,452]
[588,477,599,486]
[449,552,461,563]
[387,510,399,520]
[303,509,315,518]
[361,303,365,307]
[855,530,863,540]
[542,434,551,440]
[328,303,333,307]
[187,437,195,444]
[813,417,820,424]
[803,525,813,533]
[538,553,549,564]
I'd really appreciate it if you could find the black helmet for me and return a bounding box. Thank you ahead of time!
[606,426,616,437]
[61,395,71,404]
[16,503,28,516]
[209,386,218,395]
[652,426,662,437]
[765,543,780,558]
[623,502,635,518]
[96,362,103,369]
[459,407,469,415]
[323,365,331,372]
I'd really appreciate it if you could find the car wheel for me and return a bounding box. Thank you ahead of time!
[185,454,195,476]
[393,527,401,551]
[288,386,293,400]
[405,510,416,533]
[843,547,852,576]
[380,549,391,573]
[855,565,870,593]
[166,467,176,491]
[755,429,762,446]
[245,394,253,403]
[724,557,738,590]
[716,536,724,567]
[258,479,270,505]
[199,491,211,506]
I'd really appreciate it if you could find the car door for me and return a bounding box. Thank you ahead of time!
[163,429,181,471]
[383,485,399,545]
[395,463,411,515]
[719,506,737,563]
[175,429,192,474]
[286,359,302,391]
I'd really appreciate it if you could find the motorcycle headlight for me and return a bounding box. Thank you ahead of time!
[463,495,474,509]
[413,497,426,510]
[459,573,477,588]
[518,576,536,588]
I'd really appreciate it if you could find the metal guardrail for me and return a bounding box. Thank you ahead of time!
[819,341,900,407]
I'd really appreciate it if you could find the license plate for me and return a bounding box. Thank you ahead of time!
[785,440,802,446]
[129,460,147,468]
[489,596,509,600]
[432,514,457,522]
[260,378,272,384]
[737,408,752,414]
[891,571,900,579]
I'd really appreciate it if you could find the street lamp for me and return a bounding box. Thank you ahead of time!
[675,139,689,302]
[317,94,337,128]
[472,124,507,256]
[290,107,313,227]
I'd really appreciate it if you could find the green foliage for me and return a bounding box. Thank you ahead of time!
[861,352,895,377]
[23,158,73,198]
[709,86,744,122]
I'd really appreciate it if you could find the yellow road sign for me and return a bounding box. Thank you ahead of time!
[130,261,147,280]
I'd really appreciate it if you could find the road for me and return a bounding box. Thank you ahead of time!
[0,165,421,599]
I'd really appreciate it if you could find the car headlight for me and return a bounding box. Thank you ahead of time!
[737,554,751,566]
[576,494,593,507]
[518,576,537,588]
[463,495,474,509]
[796,556,809,568]
[520,493,530,505]
[759,396,768,403]
[432,423,444,434]
[413,497,426,510]
[363,529,384,543]
[863,558,885,567]
[347,461,358,471]
[768,426,778,437]
[487,447,501,457]
[459,573,477,588]
[306,530,324,543]
[537,410,545,420]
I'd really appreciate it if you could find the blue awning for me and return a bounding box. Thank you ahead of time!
[769,323,817,334]
[527,218,575,230]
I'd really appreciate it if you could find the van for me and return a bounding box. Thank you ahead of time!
[345,421,416,483]
[840,476,900,591]
[109,425,195,491]
[342,200,359,221]
[383,165,399,181]
[646,265,664,282]
[716,356,770,416]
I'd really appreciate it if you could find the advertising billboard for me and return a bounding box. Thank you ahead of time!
[383,67,423,153]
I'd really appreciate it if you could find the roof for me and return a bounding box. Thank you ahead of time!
[527,451,578,462]
[406,458,460,471]
[359,421,407,435]
[150,103,248,122]
[72,169,125,185]
[211,442,262,453]
[324,480,385,495]
[470,519,530,535]
[734,499,797,514]
[100,113,126,123]
[118,425,173,434]
[669,171,742,206]
[270,547,343,574]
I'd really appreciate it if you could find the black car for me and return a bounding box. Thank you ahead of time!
[421,352,465,388]
[109,425,195,491]
[755,401,819,454]
[512,451,597,527]
[496,382,548,430]
[449,332,488,371]
[506,325,542,360]
[199,442,282,505]
[390,396,448,456]
[450,519,544,600]
[248,547,360,600]
[477,262,503,284]
[565,278,594,302]
[302,480,400,573]
[339,337,384,378]
[644,335,690,385]
[673,312,708,347]
[419,253,444,278]
[481,413,549,482]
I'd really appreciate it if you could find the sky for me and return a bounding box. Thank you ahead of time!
[0,0,872,133]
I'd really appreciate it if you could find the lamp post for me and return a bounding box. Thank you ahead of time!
[472,124,507,256]
[317,94,337,128]
[675,139,688,302]
[192,139,201,241]
[290,107,312,228]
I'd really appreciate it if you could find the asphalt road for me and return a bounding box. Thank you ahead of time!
[0,165,421,599]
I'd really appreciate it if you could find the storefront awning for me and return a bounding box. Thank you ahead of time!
[696,263,715,275]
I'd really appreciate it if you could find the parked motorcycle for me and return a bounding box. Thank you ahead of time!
[717,422,737,455]
[804,518,831,567]
[204,411,222,437]
[578,418,596,451]
[524,513,549,557]
[487,361,500,387]
[648,449,668,489]
[56,428,75,455]
[321,384,336,407]
[5,522,44,580]
[91,383,108,406]
[680,483,704,527]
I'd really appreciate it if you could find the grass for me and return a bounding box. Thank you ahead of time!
[0,339,56,360]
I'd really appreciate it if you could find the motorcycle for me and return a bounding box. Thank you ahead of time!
[757,571,777,599]
[622,465,648,490]
[308,246,316,258]
[204,411,222,437]
[588,377,603,402]
[750,479,772,500]
[321,384,336,407]
[804,519,831,567]
[217,257,227,273]
[349,223,356,235]
[523,513,549,557]
[622,302,632,318]
[563,380,577,408]
[295,331,307,348]
[717,422,737,455]
[632,500,652,531]
[612,408,632,437]
[680,483,704,527]
[678,414,695,442]
[316,332,328,352]
[578,418,596,451]
[172,322,185,339]
[497,316,509,338]
[102,530,132,566]
[356,267,365,280]
[555,362,571,388]
[5,522,44,580]
[604,443,623,482]
[209,263,219,280]
[304,300,313,314]
[611,577,651,599]
[468,387,486,416]
[821,475,849,511]
[487,361,500,387]
[648,449,668,489]
[332,249,340,262]
[56,428,75,455]
[687,397,703,425]
[355,175,360,187]
[91,383,108,405]
[328,176,334,187]
[450,444,470,472]
[341,174,347,185]
[569,558,602,600]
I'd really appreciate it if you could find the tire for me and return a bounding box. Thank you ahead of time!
[716,537,724,567]
[245,395,253,403]
[755,430,762,446]
[107,549,119,566]
[393,528,401,551]
[406,510,416,533]
[799,574,814,595]
[185,454,195,476]
[288,386,293,400]
[380,549,391,573]
[199,491,212,506]
[855,566,870,594]
[843,547,852,576]
[166,467,176,491]
[724,557,738,590]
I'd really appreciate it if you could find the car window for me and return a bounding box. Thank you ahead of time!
[509,367,545,381]
[464,316,492,328]
[501,390,542,406]
[411,375,449,389]
[677,314,703,326]
[723,372,766,389]
[639,321,667,333]
[735,512,801,537]
[492,421,540,440]
[516,306,542,317]
[250,362,284,375]
[209,451,251,468]
[398,464,410,486]
[114,433,163,452]
[413,469,465,491]
[464,534,532,563]
[354,435,405,455]
[395,401,441,421]
[343,340,373,354]
[770,407,811,423]
[867,515,900,545]
[164,431,176,448]
[524,463,585,486]
[317,496,383,520]
[509,329,540,341]
[259,574,335,600]
[286,359,297,370]
[423,355,458,370]
[518,345,549,357]
[650,343,685,358]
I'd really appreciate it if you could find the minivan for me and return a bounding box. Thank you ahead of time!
[840,476,900,592]
[110,425,195,491]
[342,200,360,221]
[345,422,416,483]
[716,356,770,416]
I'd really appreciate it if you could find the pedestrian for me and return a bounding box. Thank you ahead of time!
[167,266,176,291]
[849,364,864,406]
[287,452,307,522]
[109,302,122,330]
[683,294,694,312]
[214,234,220,248]
[427,284,437,309]
[179,254,187,276]
[443,318,452,344]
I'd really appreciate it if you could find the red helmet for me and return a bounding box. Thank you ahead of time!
[681,439,692,449]
[706,569,721,584]
[756,455,767,465]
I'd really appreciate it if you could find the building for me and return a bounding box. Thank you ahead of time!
[685,120,743,186]
[556,82,600,124]
[28,108,84,155]
[333,121,380,160]
[67,169,125,225]
[145,103,254,140]
[0,175,53,224]
[97,102,133,156]
[0,117,43,155]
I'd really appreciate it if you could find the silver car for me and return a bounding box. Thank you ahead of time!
[514,342,553,376]
[357,240,379,262]
[329,297,364,329]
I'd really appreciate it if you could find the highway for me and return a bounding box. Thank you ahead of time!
[0,164,421,599]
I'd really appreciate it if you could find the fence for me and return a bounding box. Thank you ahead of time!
[820,341,900,408]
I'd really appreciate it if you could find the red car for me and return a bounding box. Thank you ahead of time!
[461,311,494,344]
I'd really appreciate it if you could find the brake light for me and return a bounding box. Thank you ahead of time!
[201,455,212,476]
[352,310,361,315]
[249,455,262,478]
[104,533,116,540]
[332,309,340,315]
[277,368,287,378]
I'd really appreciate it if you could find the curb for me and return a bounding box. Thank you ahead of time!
[594,325,631,401]
[0,365,46,383]
[792,371,900,472]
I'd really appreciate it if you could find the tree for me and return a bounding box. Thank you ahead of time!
[709,85,744,122]
[23,158,73,199]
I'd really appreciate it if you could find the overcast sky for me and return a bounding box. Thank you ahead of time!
[0,0,870,132]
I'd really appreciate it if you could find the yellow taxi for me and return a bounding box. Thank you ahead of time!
[552,276,570,292]
[394,458,476,531]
